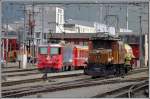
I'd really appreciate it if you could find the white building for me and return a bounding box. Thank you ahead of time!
[94,22,133,35]
[26,5,64,45]
[64,19,96,33]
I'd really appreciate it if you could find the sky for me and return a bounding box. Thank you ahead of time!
[2,0,149,33]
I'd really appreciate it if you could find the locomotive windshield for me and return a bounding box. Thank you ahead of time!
[92,40,112,49]
[39,47,48,54]
[50,47,61,55]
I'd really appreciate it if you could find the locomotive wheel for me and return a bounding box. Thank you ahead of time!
[66,66,71,71]
[61,66,65,72]
[91,76,100,79]
[67,66,70,71]
[125,66,128,74]
[68,66,74,71]
[64,66,67,71]
[64,66,69,71]
[114,66,121,76]
[120,67,125,75]
[71,66,75,71]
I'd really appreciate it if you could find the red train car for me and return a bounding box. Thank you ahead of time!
[73,45,88,68]
[129,43,139,59]
[129,43,140,68]
[3,38,18,62]
[37,43,88,72]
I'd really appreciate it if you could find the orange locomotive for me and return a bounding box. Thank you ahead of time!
[84,34,133,77]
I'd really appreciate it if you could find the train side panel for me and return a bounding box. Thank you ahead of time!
[88,49,112,64]
[63,46,73,66]
[112,41,125,65]
[118,41,125,64]
[73,46,88,68]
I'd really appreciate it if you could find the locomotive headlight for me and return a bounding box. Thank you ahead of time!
[46,56,50,60]
[108,57,112,62]
[69,59,72,62]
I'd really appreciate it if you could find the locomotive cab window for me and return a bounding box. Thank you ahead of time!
[39,47,48,54]
[93,40,112,49]
[50,47,61,55]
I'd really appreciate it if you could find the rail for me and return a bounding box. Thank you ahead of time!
[2,77,148,98]
[128,80,149,98]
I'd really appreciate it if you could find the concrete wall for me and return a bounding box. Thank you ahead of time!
[75,24,96,33]
[64,24,96,33]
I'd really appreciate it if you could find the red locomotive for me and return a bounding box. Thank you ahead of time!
[37,42,88,72]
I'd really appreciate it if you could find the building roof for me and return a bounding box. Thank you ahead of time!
[49,33,95,39]
[65,19,94,27]
[48,32,145,40]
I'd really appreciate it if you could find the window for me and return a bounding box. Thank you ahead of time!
[50,47,61,55]
[74,41,79,44]
[57,13,59,23]
[58,9,62,13]
[75,27,78,32]
[37,39,40,44]
[60,15,63,24]
[43,33,47,39]
[39,47,48,54]
[83,42,88,46]
[36,32,40,38]
[80,28,82,33]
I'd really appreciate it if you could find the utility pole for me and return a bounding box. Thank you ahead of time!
[5,5,8,66]
[32,4,35,60]
[139,15,144,67]
[28,10,32,55]
[41,5,44,44]
[23,5,26,52]
[100,4,103,24]
[105,5,109,33]
[104,15,119,36]
[126,5,128,30]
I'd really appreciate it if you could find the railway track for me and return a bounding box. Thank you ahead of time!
[2,65,19,69]
[2,67,37,73]
[2,68,148,98]
[2,75,148,98]
[93,80,149,98]
[2,70,84,87]
[2,68,148,87]
[127,80,149,98]
[2,70,40,77]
